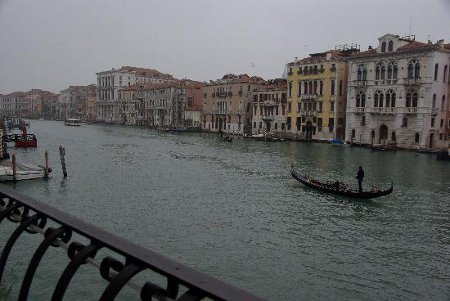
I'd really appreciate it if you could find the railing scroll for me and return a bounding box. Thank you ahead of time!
[0,184,264,301]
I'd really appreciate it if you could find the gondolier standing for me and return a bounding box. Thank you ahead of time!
[356,166,364,192]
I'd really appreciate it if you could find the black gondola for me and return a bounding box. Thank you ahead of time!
[291,169,393,199]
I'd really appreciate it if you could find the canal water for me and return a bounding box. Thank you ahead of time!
[1,120,449,300]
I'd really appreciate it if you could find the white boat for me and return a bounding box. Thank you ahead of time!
[0,162,51,181]
[65,118,82,126]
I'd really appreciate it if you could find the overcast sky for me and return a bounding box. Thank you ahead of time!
[0,0,449,94]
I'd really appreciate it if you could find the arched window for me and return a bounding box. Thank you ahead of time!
[352,129,355,138]
[386,92,391,107]
[415,63,420,78]
[304,82,308,94]
[375,66,380,80]
[356,92,361,107]
[361,115,366,126]
[374,92,379,107]
[387,65,393,79]
[379,93,384,107]
[371,130,375,139]
[309,82,313,94]
[361,93,366,107]
[381,66,386,80]
[412,93,418,107]
[391,92,396,107]
[408,63,414,78]
[388,40,394,51]
[393,65,398,79]
[444,65,448,82]
[434,64,439,80]
[319,81,323,95]
[362,67,367,80]
[392,132,396,141]
[313,81,318,94]
[432,94,437,108]
[402,117,408,127]
[415,133,420,143]
[381,41,386,52]
[442,95,446,111]
[406,93,411,107]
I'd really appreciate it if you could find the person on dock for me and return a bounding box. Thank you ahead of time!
[356,166,364,192]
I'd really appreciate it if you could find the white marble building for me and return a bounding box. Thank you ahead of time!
[346,34,450,149]
[96,66,174,123]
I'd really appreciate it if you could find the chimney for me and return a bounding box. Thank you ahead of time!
[368,46,373,50]
[294,57,298,63]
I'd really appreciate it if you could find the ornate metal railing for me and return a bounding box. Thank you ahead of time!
[0,185,264,301]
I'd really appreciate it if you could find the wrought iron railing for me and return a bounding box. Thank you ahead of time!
[0,185,264,301]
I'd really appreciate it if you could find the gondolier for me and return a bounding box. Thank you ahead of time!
[356,166,364,192]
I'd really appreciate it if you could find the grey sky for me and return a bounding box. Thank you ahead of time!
[1,0,449,94]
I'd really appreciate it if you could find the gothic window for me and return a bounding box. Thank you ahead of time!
[386,92,391,107]
[357,68,362,81]
[381,66,386,80]
[412,93,418,107]
[356,92,361,107]
[402,117,408,127]
[363,67,367,80]
[361,93,366,107]
[408,63,414,78]
[393,64,398,79]
[414,63,420,78]
[415,133,420,143]
[433,94,437,107]
[391,132,396,141]
[442,95,446,111]
[352,129,355,138]
[387,65,393,79]
[434,64,439,80]
[375,65,380,80]
[381,41,386,52]
[444,65,448,82]
[388,40,394,52]
[379,93,384,107]
[406,93,411,107]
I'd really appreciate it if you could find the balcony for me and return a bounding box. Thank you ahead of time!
[353,80,368,86]
[371,107,395,115]
[431,107,439,115]
[216,91,229,98]
[356,107,365,114]
[262,115,274,121]
[263,100,276,107]
[301,94,320,101]
[403,77,422,85]
[300,110,318,117]
[405,107,418,114]
[213,109,230,114]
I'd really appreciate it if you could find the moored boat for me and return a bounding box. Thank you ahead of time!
[0,161,51,181]
[65,118,82,126]
[291,168,393,199]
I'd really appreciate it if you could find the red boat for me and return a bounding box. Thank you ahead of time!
[14,127,37,148]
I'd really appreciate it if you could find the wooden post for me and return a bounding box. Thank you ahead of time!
[44,150,49,178]
[12,154,16,182]
[59,145,67,178]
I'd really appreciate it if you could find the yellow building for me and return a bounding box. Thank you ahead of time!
[286,47,358,140]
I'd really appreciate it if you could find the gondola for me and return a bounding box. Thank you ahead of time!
[291,169,393,199]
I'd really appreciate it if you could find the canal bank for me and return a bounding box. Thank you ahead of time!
[1,120,449,300]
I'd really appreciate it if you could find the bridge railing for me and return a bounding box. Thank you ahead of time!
[0,184,264,301]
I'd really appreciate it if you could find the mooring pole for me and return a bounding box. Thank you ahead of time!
[12,153,17,182]
[44,150,49,178]
[59,145,67,178]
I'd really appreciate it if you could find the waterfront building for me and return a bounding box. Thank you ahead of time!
[251,79,288,136]
[183,80,204,129]
[58,85,96,120]
[133,81,187,128]
[286,48,357,140]
[202,74,265,135]
[346,34,450,149]
[96,66,175,124]
[118,85,139,125]
[0,90,57,119]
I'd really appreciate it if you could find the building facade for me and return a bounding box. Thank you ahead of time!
[58,85,96,120]
[251,79,287,136]
[286,48,356,140]
[346,34,450,149]
[133,82,186,128]
[202,74,265,135]
[96,66,174,123]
